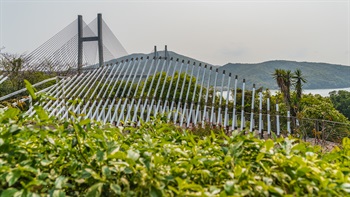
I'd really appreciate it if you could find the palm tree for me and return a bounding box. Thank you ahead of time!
[292,69,307,101]
[272,69,292,108]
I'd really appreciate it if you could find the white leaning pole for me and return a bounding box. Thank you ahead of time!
[139,57,162,124]
[202,66,213,126]
[276,102,280,137]
[91,63,122,120]
[103,61,130,123]
[180,62,196,127]
[194,65,207,126]
[78,66,112,117]
[210,69,219,125]
[162,59,178,114]
[146,58,167,122]
[61,66,109,118]
[224,73,232,129]
[258,92,263,138]
[131,57,155,123]
[187,63,202,127]
[249,84,256,132]
[154,58,174,116]
[87,63,120,118]
[111,59,139,124]
[231,75,238,131]
[106,60,133,123]
[124,57,150,124]
[116,58,144,125]
[54,69,101,116]
[173,61,190,123]
[267,97,271,136]
[217,70,225,126]
[163,60,187,116]
[240,79,246,132]
[96,62,124,121]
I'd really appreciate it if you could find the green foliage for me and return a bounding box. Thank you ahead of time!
[1,108,350,196]
[300,94,349,123]
[0,53,56,98]
[330,90,350,121]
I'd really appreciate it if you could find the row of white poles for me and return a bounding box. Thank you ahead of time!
[26,55,292,136]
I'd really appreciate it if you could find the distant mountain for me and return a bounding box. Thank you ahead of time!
[99,51,350,90]
[219,60,350,89]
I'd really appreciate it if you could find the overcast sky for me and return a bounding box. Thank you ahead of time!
[0,0,349,66]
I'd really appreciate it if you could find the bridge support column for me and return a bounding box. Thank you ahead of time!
[77,13,104,74]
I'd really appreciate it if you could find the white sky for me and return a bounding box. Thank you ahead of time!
[1,0,349,66]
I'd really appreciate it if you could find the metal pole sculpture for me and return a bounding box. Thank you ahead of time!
[132,57,156,123]
[124,57,150,124]
[180,62,195,127]
[187,63,202,127]
[174,61,190,123]
[276,101,280,137]
[267,96,271,136]
[155,57,173,116]
[240,79,246,132]
[249,84,256,132]
[210,69,219,125]
[194,65,207,126]
[258,92,263,138]
[78,13,104,73]
[224,73,232,129]
[162,59,179,114]
[168,60,185,121]
[202,66,212,126]
[217,70,225,126]
[231,75,238,131]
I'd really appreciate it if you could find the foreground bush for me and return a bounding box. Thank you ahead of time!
[0,108,350,196]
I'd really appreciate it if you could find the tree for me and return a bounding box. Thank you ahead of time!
[329,90,350,120]
[272,69,291,108]
[0,53,56,98]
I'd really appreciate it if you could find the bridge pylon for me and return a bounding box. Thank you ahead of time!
[78,13,104,73]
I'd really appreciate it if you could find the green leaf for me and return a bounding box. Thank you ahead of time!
[224,180,234,195]
[34,106,49,121]
[127,149,140,161]
[79,119,90,126]
[0,188,18,197]
[6,170,21,186]
[96,149,106,162]
[24,79,37,100]
[110,184,121,195]
[52,190,65,197]
[47,137,56,145]
[265,139,274,151]
[150,186,162,197]
[341,183,350,193]
[55,176,67,189]
[40,159,51,166]
[1,108,20,121]
[86,182,104,197]
[0,138,4,146]
[256,153,265,162]
[101,166,110,178]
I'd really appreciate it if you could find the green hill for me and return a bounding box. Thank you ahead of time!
[103,52,350,89]
[219,60,350,89]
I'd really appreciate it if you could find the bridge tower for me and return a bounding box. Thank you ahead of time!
[78,13,104,73]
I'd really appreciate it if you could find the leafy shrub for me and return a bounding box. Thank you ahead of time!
[0,108,350,196]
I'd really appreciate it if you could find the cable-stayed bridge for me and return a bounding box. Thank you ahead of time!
[20,14,127,72]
